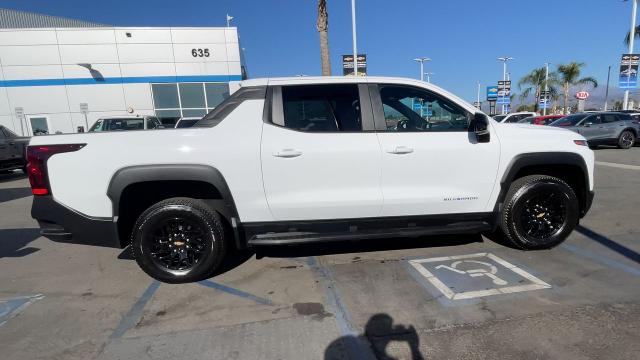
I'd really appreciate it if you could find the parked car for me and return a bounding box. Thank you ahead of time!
[0,125,29,173]
[550,112,640,149]
[493,112,537,123]
[174,117,201,128]
[28,76,594,283]
[518,115,564,126]
[88,116,163,132]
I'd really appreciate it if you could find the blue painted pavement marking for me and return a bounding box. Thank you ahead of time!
[197,279,273,306]
[110,280,160,339]
[306,256,375,360]
[561,243,640,277]
[0,294,44,327]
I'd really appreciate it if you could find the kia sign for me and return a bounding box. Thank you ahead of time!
[575,91,590,100]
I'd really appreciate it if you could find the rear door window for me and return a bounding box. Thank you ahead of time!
[279,84,362,132]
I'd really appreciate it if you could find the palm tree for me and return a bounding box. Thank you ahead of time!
[518,66,559,111]
[556,62,598,113]
[317,0,331,76]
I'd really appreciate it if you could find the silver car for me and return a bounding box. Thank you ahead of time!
[550,112,640,149]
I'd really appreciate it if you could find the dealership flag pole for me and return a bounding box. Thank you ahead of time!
[351,0,358,76]
[624,0,637,110]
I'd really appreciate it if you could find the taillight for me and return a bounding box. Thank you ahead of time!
[26,144,86,195]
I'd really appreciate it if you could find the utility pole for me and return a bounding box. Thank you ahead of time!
[477,81,481,109]
[497,56,514,114]
[624,0,637,110]
[543,63,549,116]
[604,65,611,111]
[413,57,431,81]
[351,0,358,76]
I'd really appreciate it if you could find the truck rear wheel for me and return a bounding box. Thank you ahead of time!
[500,175,579,250]
[131,197,226,283]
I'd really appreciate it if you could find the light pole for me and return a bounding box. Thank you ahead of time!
[497,56,514,114]
[413,57,431,81]
[476,81,481,109]
[424,72,434,83]
[624,0,638,110]
[604,65,611,111]
[543,63,549,116]
[351,0,358,76]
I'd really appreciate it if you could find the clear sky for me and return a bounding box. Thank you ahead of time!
[1,0,636,103]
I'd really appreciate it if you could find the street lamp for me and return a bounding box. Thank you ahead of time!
[413,57,431,81]
[497,56,514,114]
[423,72,435,83]
[624,0,638,110]
[351,0,358,76]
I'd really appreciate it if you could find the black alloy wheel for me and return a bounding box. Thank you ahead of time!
[618,130,635,149]
[500,175,579,250]
[131,197,226,283]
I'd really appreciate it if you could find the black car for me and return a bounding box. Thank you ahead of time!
[0,125,29,173]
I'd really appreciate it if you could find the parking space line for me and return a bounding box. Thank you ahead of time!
[595,161,640,171]
[306,256,375,360]
[561,243,640,277]
[197,280,273,305]
[110,281,160,339]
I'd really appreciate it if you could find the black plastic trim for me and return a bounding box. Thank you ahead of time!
[496,152,591,217]
[107,164,239,220]
[31,196,120,248]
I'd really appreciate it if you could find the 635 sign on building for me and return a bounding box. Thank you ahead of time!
[191,48,211,57]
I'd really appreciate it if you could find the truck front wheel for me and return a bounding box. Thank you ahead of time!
[500,175,579,250]
[131,197,226,283]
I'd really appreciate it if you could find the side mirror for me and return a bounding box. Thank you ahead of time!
[473,113,490,143]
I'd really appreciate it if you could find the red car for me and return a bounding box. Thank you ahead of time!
[518,115,564,125]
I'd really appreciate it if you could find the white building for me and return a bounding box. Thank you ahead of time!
[0,8,245,135]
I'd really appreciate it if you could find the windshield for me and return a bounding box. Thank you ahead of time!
[89,118,145,132]
[493,115,506,121]
[550,114,587,127]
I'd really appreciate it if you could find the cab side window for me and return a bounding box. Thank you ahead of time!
[602,114,619,123]
[584,115,601,125]
[379,85,470,132]
[280,85,362,132]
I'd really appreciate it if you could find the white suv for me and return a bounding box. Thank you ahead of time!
[27,77,594,283]
[493,112,537,123]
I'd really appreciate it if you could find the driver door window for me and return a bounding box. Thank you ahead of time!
[380,86,470,132]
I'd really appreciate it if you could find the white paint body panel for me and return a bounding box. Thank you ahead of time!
[29,76,595,224]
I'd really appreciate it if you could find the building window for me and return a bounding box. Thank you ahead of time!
[151,82,230,126]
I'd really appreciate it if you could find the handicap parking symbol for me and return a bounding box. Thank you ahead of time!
[408,253,551,300]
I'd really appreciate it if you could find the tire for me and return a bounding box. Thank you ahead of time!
[617,130,635,149]
[500,175,579,250]
[131,197,226,283]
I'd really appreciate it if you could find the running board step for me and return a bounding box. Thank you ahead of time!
[247,221,491,246]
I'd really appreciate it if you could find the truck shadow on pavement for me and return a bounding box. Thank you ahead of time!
[256,234,483,260]
[325,313,425,360]
[0,187,32,203]
[0,228,41,258]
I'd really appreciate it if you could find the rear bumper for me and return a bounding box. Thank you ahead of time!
[31,196,121,248]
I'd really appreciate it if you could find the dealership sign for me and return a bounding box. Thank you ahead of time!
[496,80,511,105]
[486,86,498,101]
[619,54,639,89]
[342,54,367,76]
[575,91,590,100]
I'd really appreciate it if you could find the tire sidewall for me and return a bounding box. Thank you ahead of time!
[503,178,579,250]
[132,203,221,283]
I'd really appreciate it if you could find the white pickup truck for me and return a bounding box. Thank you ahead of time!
[27,77,595,283]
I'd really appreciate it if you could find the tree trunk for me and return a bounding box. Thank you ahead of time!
[563,83,569,114]
[317,0,331,76]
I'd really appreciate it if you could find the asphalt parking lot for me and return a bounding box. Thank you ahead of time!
[1,147,640,360]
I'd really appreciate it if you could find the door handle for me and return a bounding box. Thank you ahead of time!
[273,149,303,158]
[387,146,414,154]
